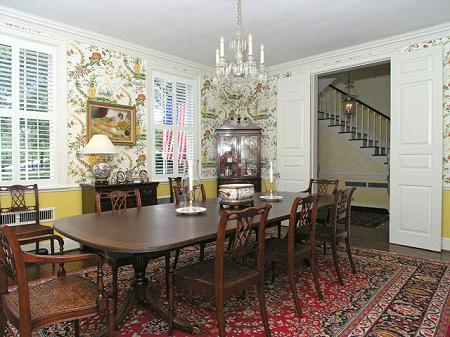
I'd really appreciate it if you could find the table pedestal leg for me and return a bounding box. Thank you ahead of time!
[131,253,201,334]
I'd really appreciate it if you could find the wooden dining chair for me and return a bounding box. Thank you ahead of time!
[301,179,339,197]
[265,195,322,318]
[95,189,170,310]
[0,225,114,337]
[168,204,272,337]
[172,184,208,267]
[315,188,357,285]
[0,184,53,254]
[168,177,183,203]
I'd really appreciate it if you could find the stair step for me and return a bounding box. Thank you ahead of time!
[372,154,388,157]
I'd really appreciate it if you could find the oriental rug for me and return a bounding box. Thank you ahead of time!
[7,246,450,337]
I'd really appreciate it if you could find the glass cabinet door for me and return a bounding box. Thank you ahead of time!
[218,135,238,177]
[239,135,258,177]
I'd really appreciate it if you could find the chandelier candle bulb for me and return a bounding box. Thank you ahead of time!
[260,44,264,64]
[220,37,224,57]
[248,34,253,55]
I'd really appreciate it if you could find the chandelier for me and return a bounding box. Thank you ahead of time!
[343,71,357,115]
[214,0,267,95]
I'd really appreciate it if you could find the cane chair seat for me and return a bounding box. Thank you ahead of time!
[265,238,311,263]
[3,275,98,324]
[173,258,259,293]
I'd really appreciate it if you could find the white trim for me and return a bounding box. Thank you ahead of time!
[269,22,450,74]
[0,5,213,76]
[442,237,450,251]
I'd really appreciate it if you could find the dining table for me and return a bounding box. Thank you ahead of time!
[54,191,334,335]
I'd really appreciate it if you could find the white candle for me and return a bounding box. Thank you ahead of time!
[260,44,265,64]
[216,48,220,66]
[188,160,193,192]
[220,37,224,57]
[248,34,253,56]
[269,161,273,184]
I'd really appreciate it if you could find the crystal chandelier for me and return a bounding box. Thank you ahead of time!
[214,0,267,93]
[343,71,357,115]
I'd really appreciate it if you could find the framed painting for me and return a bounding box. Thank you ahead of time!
[86,101,136,146]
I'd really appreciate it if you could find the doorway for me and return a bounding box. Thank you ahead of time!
[315,63,391,243]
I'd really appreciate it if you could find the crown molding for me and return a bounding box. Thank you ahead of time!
[269,21,450,74]
[0,5,214,76]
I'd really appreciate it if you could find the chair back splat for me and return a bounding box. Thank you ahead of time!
[303,179,339,198]
[95,189,142,213]
[173,184,206,204]
[216,204,272,285]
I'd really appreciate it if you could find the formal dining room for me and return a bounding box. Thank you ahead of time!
[0,1,449,336]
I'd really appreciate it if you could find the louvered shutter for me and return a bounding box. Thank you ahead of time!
[152,73,196,179]
[0,37,56,184]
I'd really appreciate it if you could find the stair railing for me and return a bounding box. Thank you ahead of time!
[319,84,390,154]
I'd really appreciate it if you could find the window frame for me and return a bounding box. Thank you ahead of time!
[0,34,59,186]
[149,70,199,182]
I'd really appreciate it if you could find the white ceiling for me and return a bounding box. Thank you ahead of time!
[1,0,450,67]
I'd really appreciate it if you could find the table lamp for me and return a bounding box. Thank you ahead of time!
[83,134,118,185]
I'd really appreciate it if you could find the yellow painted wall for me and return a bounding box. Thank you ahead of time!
[318,125,389,209]
[442,191,450,239]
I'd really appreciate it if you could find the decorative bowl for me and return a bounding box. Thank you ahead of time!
[218,184,255,201]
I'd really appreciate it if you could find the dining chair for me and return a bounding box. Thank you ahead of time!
[315,188,357,285]
[168,204,272,337]
[0,225,114,337]
[0,184,53,254]
[168,176,182,203]
[172,184,208,267]
[95,189,171,310]
[265,195,322,318]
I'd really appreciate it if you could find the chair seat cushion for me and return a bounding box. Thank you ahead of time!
[173,258,258,288]
[265,237,311,262]
[3,275,98,322]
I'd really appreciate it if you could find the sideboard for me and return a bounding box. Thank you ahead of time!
[80,182,159,214]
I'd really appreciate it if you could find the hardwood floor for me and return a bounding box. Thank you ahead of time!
[24,223,449,282]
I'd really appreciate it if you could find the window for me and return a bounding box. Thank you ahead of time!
[0,37,56,184]
[152,72,196,179]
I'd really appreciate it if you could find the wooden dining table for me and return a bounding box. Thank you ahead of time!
[54,191,333,334]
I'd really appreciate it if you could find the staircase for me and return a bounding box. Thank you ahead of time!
[318,85,390,167]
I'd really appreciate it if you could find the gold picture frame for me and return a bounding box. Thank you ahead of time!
[86,100,136,146]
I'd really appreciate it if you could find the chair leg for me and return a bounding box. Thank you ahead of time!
[323,241,327,254]
[199,242,206,262]
[310,252,323,300]
[271,261,276,283]
[345,237,356,274]
[173,249,180,270]
[74,319,80,337]
[111,260,119,312]
[287,262,302,318]
[257,278,272,337]
[215,293,226,337]
[0,307,7,336]
[277,223,281,238]
[107,297,115,337]
[330,241,344,285]
[168,273,175,336]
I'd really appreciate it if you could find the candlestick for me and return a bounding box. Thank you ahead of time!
[216,48,220,66]
[269,161,273,184]
[260,44,265,64]
[248,34,253,56]
[188,159,193,192]
[220,37,224,57]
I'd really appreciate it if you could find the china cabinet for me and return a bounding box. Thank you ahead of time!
[216,117,261,192]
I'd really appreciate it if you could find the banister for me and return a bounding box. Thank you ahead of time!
[328,84,390,120]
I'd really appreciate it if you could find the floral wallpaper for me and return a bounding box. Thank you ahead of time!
[66,41,148,183]
[401,36,450,187]
[200,74,293,178]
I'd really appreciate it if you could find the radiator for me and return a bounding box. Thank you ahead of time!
[0,207,56,226]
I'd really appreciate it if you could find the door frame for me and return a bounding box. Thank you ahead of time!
[308,53,443,248]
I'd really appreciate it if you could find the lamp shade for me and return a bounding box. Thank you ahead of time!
[83,135,118,154]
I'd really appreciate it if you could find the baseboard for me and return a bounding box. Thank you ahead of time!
[21,238,80,252]
[442,237,450,251]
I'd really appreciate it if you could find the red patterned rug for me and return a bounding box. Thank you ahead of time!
[7,246,450,337]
